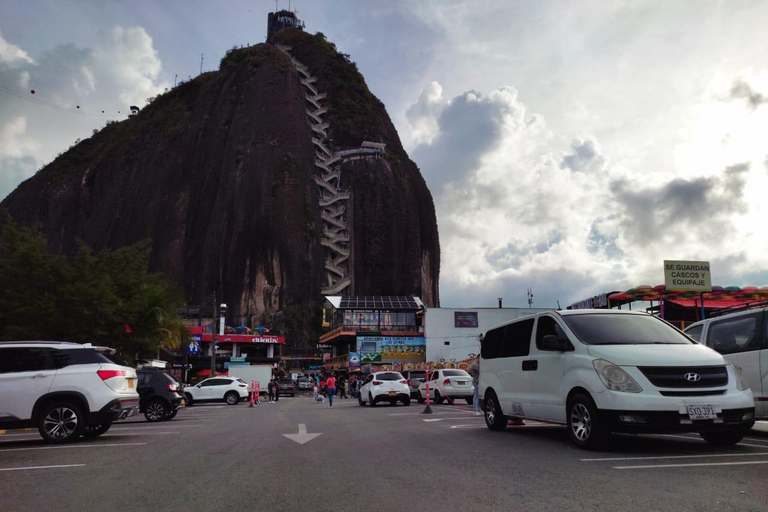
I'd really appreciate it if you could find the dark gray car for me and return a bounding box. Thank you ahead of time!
[401,370,427,398]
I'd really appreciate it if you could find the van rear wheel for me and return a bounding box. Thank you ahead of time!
[484,392,507,431]
[567,393,608,450]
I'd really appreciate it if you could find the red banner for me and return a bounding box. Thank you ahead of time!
[198,333,285,344]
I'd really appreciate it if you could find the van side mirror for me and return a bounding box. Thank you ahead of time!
[542,335,568,352]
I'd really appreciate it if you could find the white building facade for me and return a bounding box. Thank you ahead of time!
[424,307,554,363]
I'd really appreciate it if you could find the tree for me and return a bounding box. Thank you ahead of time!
[0,214,189,359]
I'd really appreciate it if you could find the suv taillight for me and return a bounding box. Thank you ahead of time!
[167,383,178,391]
[400,380,408,384]
[407,379,411,386]
[443,378,451,385]
[373,381,383,385]
[98,370,126,380]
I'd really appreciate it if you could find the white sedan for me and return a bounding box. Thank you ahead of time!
[358,372,411,407]
[183,377,249,406]
[418,369,474,405]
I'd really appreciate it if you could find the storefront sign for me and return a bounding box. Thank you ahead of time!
[664,260,712,292]
[454,311,479,328]
[198,334,285,344]
[357,336,426,363]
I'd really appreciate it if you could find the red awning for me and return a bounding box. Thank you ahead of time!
[195,369,228,377]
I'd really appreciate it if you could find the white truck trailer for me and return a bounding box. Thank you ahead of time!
[227,365,273,396]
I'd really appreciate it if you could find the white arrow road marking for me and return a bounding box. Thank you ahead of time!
[283,423,322,445]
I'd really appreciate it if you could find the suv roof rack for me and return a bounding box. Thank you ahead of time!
[0,340,83,345]
[709,299,768,318]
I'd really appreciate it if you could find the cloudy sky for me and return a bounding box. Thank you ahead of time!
[2,0,768,309]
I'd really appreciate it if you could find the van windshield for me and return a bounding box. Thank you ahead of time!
[562,314,692,345]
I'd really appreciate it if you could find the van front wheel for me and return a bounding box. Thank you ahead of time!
[567,393,607,450]
[484,392,507,431]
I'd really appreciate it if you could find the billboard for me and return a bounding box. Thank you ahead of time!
[454,311,479,328]
[664,260,712,292]
[348,352,361,368]
[357,336,426,363]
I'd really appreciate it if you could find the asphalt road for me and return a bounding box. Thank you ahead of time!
[1,394,767,512]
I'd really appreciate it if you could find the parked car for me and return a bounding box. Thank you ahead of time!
[418,369,474,405]
[183,377,249,405]
[137,369,185,421]
[479,310,755,449]
[277,378,295,397]
[0,341,139,443]
[684,305,768,419]
[358,371,410,406]
[297,377,313,390]
[401,369,427,399]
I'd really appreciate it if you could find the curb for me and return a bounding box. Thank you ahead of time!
[0,428,36,435]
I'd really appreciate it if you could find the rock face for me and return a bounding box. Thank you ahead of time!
[0,28,440,332]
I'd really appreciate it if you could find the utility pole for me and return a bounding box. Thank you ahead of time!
[527,288,534,308]
[200,53,204,75]
[174,74,178,87]
[211,291,217,376]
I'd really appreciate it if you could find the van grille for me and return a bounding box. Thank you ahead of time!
[638,366,728,388]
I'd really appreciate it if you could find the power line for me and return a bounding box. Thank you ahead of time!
[0,84,127,118]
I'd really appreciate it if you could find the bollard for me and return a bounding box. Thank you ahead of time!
[421,380,433,414]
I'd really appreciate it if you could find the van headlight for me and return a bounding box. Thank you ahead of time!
[593,359,643,393]
[728,364,749,391]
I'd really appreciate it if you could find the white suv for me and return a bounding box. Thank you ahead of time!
[0,341,140,443]
[183,377,249,405]
[479,310,755,449]
[358,371,411,406]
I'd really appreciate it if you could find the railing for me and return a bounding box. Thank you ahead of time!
[325,354,349,370]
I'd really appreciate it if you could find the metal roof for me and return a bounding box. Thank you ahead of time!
[325,296,424,311]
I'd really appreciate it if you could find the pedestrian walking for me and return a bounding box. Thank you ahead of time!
[341,379,349,399]
[274,378,280,402]
[267,378,276,403]
[326,375,336,407]
[470,358,481,415]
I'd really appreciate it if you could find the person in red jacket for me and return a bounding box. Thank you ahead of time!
[326,375,337,407]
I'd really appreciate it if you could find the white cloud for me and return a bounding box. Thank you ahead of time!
[0,30,33,65]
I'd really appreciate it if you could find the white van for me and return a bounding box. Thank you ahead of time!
[478,310,755,449]
[684,306,767,419]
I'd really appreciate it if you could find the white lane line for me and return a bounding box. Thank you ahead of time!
[0,464,85,472]
[583,452,768,462]
[450,425,488,429]
[615,460,768,470]
[655,434,768,449]
[423,417,485,422]
[112,424,202,430]
[0,442,146,453]
[103,432,180,436]
[743,437,768,443]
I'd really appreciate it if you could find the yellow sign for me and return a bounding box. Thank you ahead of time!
[664,260,712,292]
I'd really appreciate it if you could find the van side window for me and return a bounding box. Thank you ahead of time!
[536,316,569,350]
[481,326,505,359]
[502,318,534,357]
[685,324,703,342]
[707,313,762,355]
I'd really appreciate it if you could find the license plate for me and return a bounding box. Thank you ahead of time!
[128,379,134,388]
[687,404,716,420]
[388,391,397,396]
[456,381,466,386]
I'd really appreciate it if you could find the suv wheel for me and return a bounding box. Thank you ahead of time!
[358,394,365,406]
[567,393,607,450]
[225,391,239,405]
[369,393,376,407]
[82,422,112,438]
[184,393,194,406]
[417,391,425,404]
[145,400,168,422]
[484,392,507,431]
[434,390,444,405]
[39,401,84,443]
[700,430,746,446]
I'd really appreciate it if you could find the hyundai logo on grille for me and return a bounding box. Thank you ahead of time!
[684,372,701,382]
